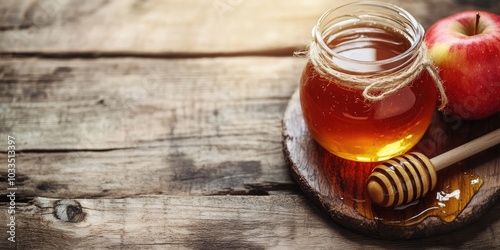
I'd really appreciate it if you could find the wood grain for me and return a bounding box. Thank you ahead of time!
[0,196,498,249]
[0,0,499,55]
[1,0,499,248]
[0,57,306,198]
[283,89,500,239]
[0,57,303,150]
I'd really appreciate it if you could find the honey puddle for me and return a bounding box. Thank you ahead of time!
[321,152,484,227]
[370,163,483,226]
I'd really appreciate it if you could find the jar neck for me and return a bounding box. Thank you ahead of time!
[312,1,424,75]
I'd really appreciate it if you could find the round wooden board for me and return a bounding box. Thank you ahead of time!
[282,88,500,239]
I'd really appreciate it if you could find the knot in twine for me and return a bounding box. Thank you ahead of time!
[295,31,448,110]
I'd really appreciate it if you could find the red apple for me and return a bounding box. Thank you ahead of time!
[425,10,500,119]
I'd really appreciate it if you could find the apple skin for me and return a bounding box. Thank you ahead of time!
[425,10,500,120]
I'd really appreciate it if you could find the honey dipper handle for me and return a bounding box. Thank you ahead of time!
[430,128,500,171]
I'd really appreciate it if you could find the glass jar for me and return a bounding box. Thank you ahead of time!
[300,1,438,162]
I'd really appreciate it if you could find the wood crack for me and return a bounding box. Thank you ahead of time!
[0,46,301,59]
[0,147,135,154]
[210,182,301,196]
[0,24,33,31]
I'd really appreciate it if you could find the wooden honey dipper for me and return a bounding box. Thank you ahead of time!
[367,128,500,207]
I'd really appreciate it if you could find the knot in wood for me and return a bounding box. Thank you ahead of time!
[53,199,86,223]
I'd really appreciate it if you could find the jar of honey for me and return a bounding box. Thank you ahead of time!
[300,1,444,162]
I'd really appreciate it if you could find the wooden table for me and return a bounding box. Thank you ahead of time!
[1,0,499,249]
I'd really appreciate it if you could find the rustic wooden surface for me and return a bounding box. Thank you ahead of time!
[0,0,499,249]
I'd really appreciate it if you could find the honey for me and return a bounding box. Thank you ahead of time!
[294,1,484,231]
[300,3,438,162]
[321,150,483,227]
[307,109,490,228]
[371,164,483,226]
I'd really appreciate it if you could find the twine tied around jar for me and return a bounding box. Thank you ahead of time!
[295,27,448,110]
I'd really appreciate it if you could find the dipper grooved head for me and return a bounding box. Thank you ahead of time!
[367,152,437,207]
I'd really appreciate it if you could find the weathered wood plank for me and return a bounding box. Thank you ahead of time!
[0,57,303,150]
[0,57,304,198]
[0,148,300,199]
[0,196,498,249]
[0,0,499,55]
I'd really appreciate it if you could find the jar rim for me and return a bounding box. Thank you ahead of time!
[313,1,424,70]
